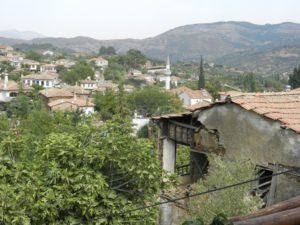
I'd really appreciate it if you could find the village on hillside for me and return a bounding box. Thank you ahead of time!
[1,27,300,224]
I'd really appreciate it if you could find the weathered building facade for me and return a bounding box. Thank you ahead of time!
[153,92,300,205]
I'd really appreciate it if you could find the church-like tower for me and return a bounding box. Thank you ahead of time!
[165,56,171,90]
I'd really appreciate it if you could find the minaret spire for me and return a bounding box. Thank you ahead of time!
[165,56,171,90]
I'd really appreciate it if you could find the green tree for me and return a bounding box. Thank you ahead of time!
[124,49,147,69]
[99,46,116,56]
[93,87,132,121]
[186,154,263,224]
[127,85,183,116]
[289,66,300,89]
[103,62,127,81]
[242,73,257,92]
[60,61,94,85]
[198,56,205,89]
[6,94,32,118]
[25,51,43,62]
[0,61,15,73]
[0,117,167,224]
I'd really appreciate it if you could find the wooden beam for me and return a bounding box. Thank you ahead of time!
[233,207,300,225]
[231,195,300,222]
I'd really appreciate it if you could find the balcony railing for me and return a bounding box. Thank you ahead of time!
[176,164,190,176]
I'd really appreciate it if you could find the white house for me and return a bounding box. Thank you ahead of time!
[40,64,56,73]
[92,57,108,68]
[80,79,97,90]
[21,73,58,88]
[0,45,13,56]
[0,74,32,102]
[170,86,213,107]
[22,59,40,72]
[7,55,23,68]
[55,59,76,68]
[43,50,54,56]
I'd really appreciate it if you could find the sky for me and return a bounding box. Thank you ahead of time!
[0,0,299,39]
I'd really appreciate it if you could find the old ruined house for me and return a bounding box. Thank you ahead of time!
[153,91,300,205]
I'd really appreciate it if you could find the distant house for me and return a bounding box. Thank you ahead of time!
[147,66,166,74]
[61,85,90,100]
[0,74,32,103]
[170,86,213,107]
[0,45,13,56]
[21,73,58,88]
[80,79,97,90]
[7,55,23,68]
[42,50,54,56]
[92,56,108,68]
[22,59,40,72]
[95,80,119,93]
[40,64,56,73]
[48,98,95,115]
[55,59,76,68]
[39,87,73,103]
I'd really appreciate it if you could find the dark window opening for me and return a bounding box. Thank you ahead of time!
[190,151,209,182]
[253,167,273,206]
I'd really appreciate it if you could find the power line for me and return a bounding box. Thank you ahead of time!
[96,168,296,221]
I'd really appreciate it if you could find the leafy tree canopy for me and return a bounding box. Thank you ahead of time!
[185,154,263,224]
[25,51,43,62]
[99,46,116,56]
[127,85,183,116]
[60,61,94,85]
[0,111,170,224]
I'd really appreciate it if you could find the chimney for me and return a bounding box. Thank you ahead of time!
[73,92,77,100]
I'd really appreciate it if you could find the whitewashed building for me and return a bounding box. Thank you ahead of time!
[0,74,32,102]
[80,79,97,90]
[170,86,213,107]
[21,73,58,88]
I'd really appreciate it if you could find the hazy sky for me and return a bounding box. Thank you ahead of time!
[0,0,299,39]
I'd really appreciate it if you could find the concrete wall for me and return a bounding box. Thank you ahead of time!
[196,103,300,202]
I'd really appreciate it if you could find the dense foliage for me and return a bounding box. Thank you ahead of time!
[127,85,183,116]
[289,65,300,89]
[25,51,43,62]
[185,154,263,224]
[0,108,170,224]
[99,46,116,56]
[59,61,94,85]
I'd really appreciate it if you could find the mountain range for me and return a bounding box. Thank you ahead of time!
[0,30,45,40]
[1,22,300,74]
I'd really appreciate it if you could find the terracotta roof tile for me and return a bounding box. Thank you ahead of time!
[170,86,212,100]
[229,92,300,133]
[48,98,95,108]
[40,88,73,98]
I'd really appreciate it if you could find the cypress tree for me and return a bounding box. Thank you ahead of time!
[198,56,205,89]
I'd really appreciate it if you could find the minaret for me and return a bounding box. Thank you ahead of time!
[165,56,171,90]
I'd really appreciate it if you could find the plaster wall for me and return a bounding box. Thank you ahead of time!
[162,138,176,173]
[196,103,300,202]
[197,103,300,167]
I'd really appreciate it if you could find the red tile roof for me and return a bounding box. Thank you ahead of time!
[48,98,94,108]
[170,86,212,100]
[229,92,300,133]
